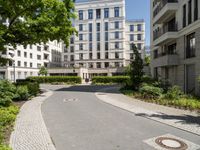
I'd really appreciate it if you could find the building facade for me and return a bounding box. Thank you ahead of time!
[150,0,200,95]
[61,0,145,78]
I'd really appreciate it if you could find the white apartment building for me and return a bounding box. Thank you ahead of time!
[59,0,145,78]
[0,41,62,81]
[150,0,200,95]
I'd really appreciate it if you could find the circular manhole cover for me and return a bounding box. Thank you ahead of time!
[155,137,188,150]
[63,98,78,102]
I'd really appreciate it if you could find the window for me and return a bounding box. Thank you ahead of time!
[130,53,134,60]
[97,33,100,41]
[37,46,41,51]
[104,8,109,18]
[105,22,108,31]
[186,33,196,58]
[96,9,101,19]
[115,21,119,29]
[105,62,109,68]
[115,52,119,59]
[70,55,74,61]
[194,0,198,21]
[137,24,142,31]
[88,9,93,19]
[137,43,142,50]
[37,55,41,60]
[89,43,92,51]
[24,62,27,67]
[105,42,109,50]
[30,45,32,49]
[30,63,33,68]
[89,33,92,41]
[17,50,21,56]
[115,42,119,49]
[130,34,134,41]
[79,43,83,50]
[89,53,93,59]
[97,52,100,59]
[70,46,74,52]
[105,52,109,59]
[64,55,68,61]
[79,34,83,41]
[89,23,92,32]
[30,53,32,59]
[97,62,101,68]
[24,52,27,58]
[96,23,100,31]
[17,61,21,67]
[183,4,186,28]
[79,53,83,60]
[79,24,83,31]
[130,25,134,31]
[115,31,119,39]
[97,43,100,51]
[188,0,192,25]
[114,7,119,17]
[105,32,109,41]
[70,37,74,44]
[137,34,142,40]
[79,10,83,20]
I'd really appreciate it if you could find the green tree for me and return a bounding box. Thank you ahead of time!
[38,66,48,76]
[144,56,151,66]
[129,43,144,90]
[0,0,76,65]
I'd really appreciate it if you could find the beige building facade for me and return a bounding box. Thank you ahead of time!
[150,0,200,95]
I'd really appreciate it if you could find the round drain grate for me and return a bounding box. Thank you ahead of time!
[155,137,188,150]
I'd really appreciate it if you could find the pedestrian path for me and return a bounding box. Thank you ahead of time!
[10,90,55,150]
[95,86,200,136]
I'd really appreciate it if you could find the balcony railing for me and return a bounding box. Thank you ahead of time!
[153,0,178,18]
[153,23,178,41]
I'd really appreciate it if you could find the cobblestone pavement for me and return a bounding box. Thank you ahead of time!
[10,89,56,150]
[95,86,200,136]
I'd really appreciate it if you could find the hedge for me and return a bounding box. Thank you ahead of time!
[27,76,82,84]
[92,76,130,84]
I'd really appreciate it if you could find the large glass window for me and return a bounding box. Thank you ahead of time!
[188,0,192,25]
[105,32,109,41]
[130,25,134,31]
[115,21,119,29]
[105,42,109,51]
[194,0,198,21]
[79,43,83,50]
[88,9,93,19]
[104,8,109,18]
[130,34,134,41]
[115,42,119,49]
[115,31,119,39]
[89,33,92,42]
[79,24,83,31]
[137,24,142,31]
[79,10,83,20]
[96,23,101,31]
[97,33,100,41]
[137,34,142,40]
[105,22,109,31]
[89,43,92,51]
[97,43,100,51]
[114,7,119,17]
[186,33,196,58]
[79,34,83,41]
[183,4,186,28]
[89,23,92,32]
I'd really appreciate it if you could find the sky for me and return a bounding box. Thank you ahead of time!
[75,0,150,46]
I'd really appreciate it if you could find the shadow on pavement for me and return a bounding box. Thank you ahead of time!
[135,113,200,126]
[55,85,121,94]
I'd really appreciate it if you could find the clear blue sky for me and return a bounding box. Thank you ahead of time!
[75,0,150,45]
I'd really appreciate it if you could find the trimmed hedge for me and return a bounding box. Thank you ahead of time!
[27,76,82,84]
[92,76,130,84]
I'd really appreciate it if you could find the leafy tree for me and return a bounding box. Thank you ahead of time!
[0,0,76,65]
[38,66,48,76]
[144,56,150,66]
[128,43,144,90]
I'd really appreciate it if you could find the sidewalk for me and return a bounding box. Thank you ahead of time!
[95,86,200,136]
[10,90,56,150]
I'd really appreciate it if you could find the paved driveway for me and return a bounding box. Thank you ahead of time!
[41,85,200,150]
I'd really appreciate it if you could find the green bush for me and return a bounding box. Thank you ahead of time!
[92,76,130,84]
[163,86,184,100]
[0,80,16,107]
[27,76,82,84]
[27,82,40,96]
[0,145,11,150]
[14,86,29,101]
[139,84,163,99]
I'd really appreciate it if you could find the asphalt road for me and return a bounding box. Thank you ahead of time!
[41,85,200,150]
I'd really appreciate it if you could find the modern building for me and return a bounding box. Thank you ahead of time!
[150,0,200,95]
[59,0,145,78]
[0,41,63,81]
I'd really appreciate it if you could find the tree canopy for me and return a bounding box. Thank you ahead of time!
[39,66,48,76]
[0,0,76,65]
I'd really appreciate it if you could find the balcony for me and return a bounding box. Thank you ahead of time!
[153,0,178,24]
[152,53,179,67]
[153,24,177,46]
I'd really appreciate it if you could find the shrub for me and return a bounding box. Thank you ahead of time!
[27,76,82,84]
[0,80,16,107]
[27,82,40,96]
[14,86,29,101]
[139,84,163,99]
[92,76,130,85]
[164,86,184,100]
